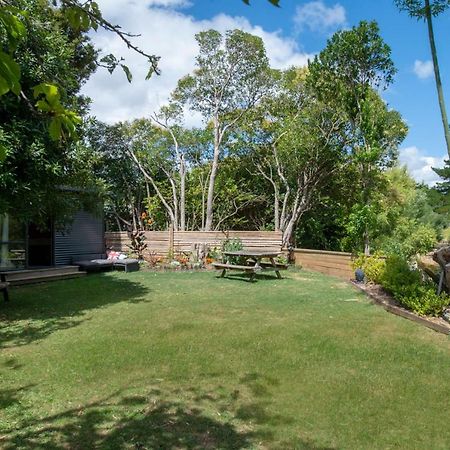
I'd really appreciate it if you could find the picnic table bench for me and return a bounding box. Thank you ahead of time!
[213,250,287,281]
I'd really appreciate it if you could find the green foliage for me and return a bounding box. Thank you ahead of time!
[0,0,159,148]
[222,237,244,264]
[379,220,437,258]
[380,255,422,296]
[128,230,147,259]
[341,204,379,252]
[0,0,104,223]
[443,227,450,241]
[378,255,449,316]
[399,283,449,316]
[308,21,396,104]
[432,159,450,219]
[222,237,244,253]
[394,0,450,18]
[352,252,386,284]
[307,21,406,253]
[0,5,27,100]
[33,83,82,141]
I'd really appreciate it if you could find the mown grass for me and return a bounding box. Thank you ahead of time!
[1,269,450,449]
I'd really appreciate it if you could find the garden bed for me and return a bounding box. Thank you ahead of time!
[353,281,450,335]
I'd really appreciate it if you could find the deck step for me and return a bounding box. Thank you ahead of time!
[3,266,81,281]
[10,271,87,286]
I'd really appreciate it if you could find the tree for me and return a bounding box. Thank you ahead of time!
[372,167,439,257]
[150,104,188,231]
[432,159,450,219]
[122,119,179,230]
[308,21,407,254]
[0,0,159,158]
[0,0,103,224]
[394,0,450,158]
[174,29,271,230]
[84,120,147,232]
[245,68,349,246]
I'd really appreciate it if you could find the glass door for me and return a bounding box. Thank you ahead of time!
[27,221,53,267]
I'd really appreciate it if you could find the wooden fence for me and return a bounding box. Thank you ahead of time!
[105,230,283,256]
[292,248,354,279]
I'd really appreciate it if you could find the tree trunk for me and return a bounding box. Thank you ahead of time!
[0,214,11,268]
[282,219,295,248]
[131,205,137,231]
[128,148,176,226]
[180,156,186,231]
[274,186,280,231]
[205,117,220,231]
[425,0,450,158]
[114,214,122,232]
[363,227,370,256]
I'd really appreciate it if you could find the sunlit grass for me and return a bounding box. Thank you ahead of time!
[1,269,450,449]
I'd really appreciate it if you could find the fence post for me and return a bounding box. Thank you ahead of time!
[168,223,175,257]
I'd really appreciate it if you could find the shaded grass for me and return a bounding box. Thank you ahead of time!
[1,269,450,449]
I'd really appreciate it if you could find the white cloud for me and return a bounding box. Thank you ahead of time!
[146,0,191,6]
[81,0,312,125]
[399,146,446,186]
[294,1,346,34]
[413,60,434,80]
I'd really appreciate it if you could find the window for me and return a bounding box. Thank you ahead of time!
[0,214,26,270]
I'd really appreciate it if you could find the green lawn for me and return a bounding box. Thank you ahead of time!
[1,269,450,449]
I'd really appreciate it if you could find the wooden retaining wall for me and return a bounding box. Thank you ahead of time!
[293,248,354,279]
[105,230,283,256]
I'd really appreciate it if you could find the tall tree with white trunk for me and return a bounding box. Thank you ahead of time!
[250,68,348,247]
[174,29,272,230]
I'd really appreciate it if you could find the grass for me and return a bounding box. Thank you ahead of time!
[1,269,450,449]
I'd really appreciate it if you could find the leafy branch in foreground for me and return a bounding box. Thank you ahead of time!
[242,0,280,5]
[0,0,159,154]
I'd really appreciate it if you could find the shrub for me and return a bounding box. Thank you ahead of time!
[128,230,147,259]
[276,254,289,265]
[222,237,244,264]
[380,256,450,316]
[380,255,421,296]
[379,222,437,259]
[352,251,386,284]
[144,251,160,267]
[222,237,244,253]
[207,246,221,261]
[399,284,449,317]
[403,224,437,257]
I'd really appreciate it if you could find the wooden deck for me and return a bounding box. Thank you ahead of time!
[0,266,86,286]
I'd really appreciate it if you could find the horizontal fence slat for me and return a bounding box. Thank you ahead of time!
[293,248,354,280]
[105,230,282,258]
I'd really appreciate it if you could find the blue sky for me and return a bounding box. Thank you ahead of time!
[83,0,450,184]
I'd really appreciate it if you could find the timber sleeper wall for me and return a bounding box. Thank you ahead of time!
[293,248,354,280]
[105,230,283,256]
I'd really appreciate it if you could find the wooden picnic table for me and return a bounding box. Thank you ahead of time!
[212,250,287,281]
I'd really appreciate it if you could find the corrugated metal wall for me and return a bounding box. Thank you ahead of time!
[54,211,104,265]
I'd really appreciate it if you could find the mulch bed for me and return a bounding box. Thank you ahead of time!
[352,282,450,335]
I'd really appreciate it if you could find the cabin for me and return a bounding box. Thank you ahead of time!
[0,210,104,272]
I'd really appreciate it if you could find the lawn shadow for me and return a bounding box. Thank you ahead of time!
[1,384,259,449]
[0,274,150,349]
[1,376,337,449]
[217,272,285,283]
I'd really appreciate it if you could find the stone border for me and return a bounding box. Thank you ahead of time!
[352,282,450,335]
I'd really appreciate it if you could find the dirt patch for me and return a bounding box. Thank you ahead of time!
[353,282,450,335]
